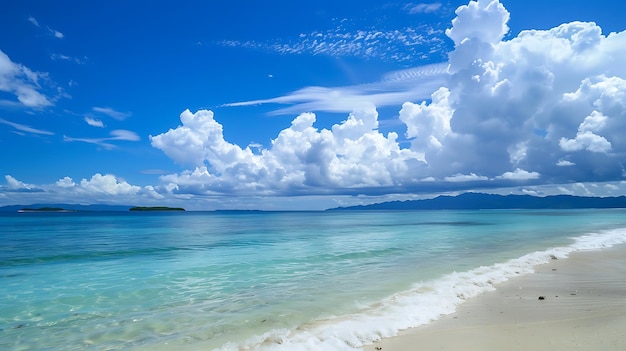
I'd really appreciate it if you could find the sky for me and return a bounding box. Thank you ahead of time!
[1,0,626,210]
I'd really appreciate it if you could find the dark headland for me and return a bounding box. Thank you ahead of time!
[328,193,626,211]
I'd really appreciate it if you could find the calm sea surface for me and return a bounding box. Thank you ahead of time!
[2,209,626,350]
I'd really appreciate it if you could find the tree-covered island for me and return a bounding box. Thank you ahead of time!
[129,206,186,211]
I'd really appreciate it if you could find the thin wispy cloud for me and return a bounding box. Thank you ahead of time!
[0,117,54,135]
[27,16,64,39]
[92,107,132,120]
[27,16,40,27]
[51,54,86,64]
[404,2,443,14]
[220,23,448,62]
[224,63,449,115]
[64,129,140,149]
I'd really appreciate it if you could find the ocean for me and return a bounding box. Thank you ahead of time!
[2,209,626,351]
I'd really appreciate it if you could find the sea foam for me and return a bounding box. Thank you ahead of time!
[218,227,626,351]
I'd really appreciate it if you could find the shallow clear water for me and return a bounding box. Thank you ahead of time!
[2,209,626,350]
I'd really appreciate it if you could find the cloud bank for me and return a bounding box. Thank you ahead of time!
[4,0,626,210]
[152,0,626,199]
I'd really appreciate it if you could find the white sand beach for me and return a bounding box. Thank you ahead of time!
[364,244,626,351]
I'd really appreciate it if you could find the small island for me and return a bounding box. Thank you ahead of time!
[18,207,76,213]
[129,206,185,212]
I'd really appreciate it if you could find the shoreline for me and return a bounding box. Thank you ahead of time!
[363,244,626,351]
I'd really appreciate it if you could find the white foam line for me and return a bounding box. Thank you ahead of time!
[217,227,626,351]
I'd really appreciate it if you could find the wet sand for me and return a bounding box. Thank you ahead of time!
[364,245,626,351]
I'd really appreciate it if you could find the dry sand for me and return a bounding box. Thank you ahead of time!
[364,245,626,351]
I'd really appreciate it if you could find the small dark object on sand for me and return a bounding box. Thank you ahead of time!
[538,296,546,300]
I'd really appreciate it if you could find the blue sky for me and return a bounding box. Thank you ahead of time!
[1,0,626,210]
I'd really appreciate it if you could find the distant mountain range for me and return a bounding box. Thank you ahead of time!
[3,193,626,212]
[328,193,626,211]
[0,204,132,212]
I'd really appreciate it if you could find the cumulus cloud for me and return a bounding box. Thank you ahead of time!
[0,174,175,207]
[151,107,426,195]
[496,168,541,181]
[152,0,626,199]
[55,176,76,188]
[0,50,53,108]
[76,174,141,195]
[395,0,626,187]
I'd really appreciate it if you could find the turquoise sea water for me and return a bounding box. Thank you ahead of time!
[2,209,626,351]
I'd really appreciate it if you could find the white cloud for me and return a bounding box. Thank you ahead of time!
[520,188,540,196]
[109,129,140,141]
[393,0,626,186]
[51,53,86,64]
[225,63,449,115]
[405,3,442,14]
[27,16,40,27]
[0,50,53,108]
[64,129,140,149]
[559,130,612,153]
[8,0,626,208]
[151,107,427,195]
[77,174,140,195]
[572,182,592,196]
[220,18,448,62]
[495,168,540,181]
[92,107,132,120]
[27,16,63,39]
[559,111,611,153]
[85,117,104,128]
[559,110,612,153]
[447,0,510,48]
[443,173,489,182]
[556,160,575,167]
[5,175,33,190]
[0,117,54,135]
[50,28,64,39]
[152,0,626,198]
[0,174,176,207]
[55,176,76,188]
[399,87,453,156]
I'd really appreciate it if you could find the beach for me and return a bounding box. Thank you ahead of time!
[365,244,626,351]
